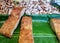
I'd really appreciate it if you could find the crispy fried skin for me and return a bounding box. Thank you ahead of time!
[50,18,60,40]
[0,7,24,38]
[19,16,34,43]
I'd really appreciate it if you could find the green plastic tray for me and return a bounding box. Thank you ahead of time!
[0,14,59,43]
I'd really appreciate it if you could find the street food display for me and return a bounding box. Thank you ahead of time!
[0,0,60,43]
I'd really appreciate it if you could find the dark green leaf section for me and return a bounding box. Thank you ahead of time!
[0,15,9,21]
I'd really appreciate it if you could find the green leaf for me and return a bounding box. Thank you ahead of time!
[0,14,59,43]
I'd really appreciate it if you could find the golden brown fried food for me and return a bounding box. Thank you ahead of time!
[0,7,25,38]
[19,16,34,43]
[50,18,60,40]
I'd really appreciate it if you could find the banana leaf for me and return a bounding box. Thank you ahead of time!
[0,14,59,43]
[32,15,59,43]
[0,15,9,21]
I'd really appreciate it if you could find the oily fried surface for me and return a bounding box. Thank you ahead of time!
[0,7,24,38]
[50,19,60,40]
[11,7,24,19]
[19,16,34,43]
